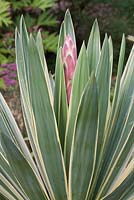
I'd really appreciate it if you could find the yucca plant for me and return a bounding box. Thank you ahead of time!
[0,10,134,200]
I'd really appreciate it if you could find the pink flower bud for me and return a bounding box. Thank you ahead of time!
[62,35,77,104]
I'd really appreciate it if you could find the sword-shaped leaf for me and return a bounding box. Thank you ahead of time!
[1,132,47,200]
[87,19,101,74]
[64,43,89,173]
[69,74,98,200]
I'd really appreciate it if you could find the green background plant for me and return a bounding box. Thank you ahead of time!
[0,0,58,65]
[70,0,134,72]
[0,0,58,89]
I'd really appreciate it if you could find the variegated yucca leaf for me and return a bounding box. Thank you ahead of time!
[0,10,134,200]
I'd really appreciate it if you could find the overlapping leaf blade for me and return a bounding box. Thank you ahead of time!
[95,34,112,156]
[64,42,89,173]
[0,93,37,175]
[18,31,67,199]
[1,172,26,200]
[54,9,75,151]
[0,187,17,200]
[110,34,126,116]
[95,45,134,198]
[1,149,28,200]
[36,31,53,98]
[109,157,134,194]
[88,35,112,199]
[63,9,76,48]
[57,22,64,49]
[87,19,101,74]
[54,48,68,150]
[69,74,98,200]
[1,132,46,200]
[90,45,134,199]
[102,169,134,200]
[15,25,51,197]
[58,9,76,49]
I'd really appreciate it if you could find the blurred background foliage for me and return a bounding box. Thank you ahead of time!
[0,0,58,64]
[70,0,134,72]
[0,0,134,90]
[0,0,58,89]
